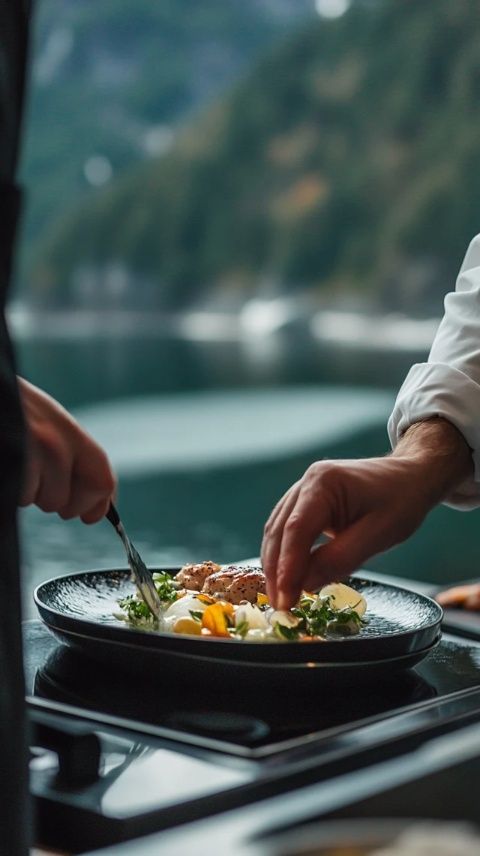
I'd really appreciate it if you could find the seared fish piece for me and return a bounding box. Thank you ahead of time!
[202,565,266,604]
[436,583,480,610]
[175,561,221,591]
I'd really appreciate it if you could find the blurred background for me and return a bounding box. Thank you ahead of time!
[13,0,480,615]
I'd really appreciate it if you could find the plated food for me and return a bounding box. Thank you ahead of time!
[35,569,442,680]
[115,562,367,642]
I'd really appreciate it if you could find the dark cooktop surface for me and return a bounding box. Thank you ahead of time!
[24,619,480,757]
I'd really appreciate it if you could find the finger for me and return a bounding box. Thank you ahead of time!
[275,489,334,609]
[300,512,390,595]
[262,483,301,586]
[58,446,115,520]
[464,586,480,610]
[58,474,113,521]
[73,441,116,500]
[264,480,302,535]
[27,441,72,513]
[81,496,111,525]
[18,455,42,507]
[58,483,106,520]
[436,584,479,607]
[261,482,301,605]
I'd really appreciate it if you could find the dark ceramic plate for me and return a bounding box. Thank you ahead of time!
[34,568,442,677]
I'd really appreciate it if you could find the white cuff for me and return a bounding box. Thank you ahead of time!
[387,362,480,509]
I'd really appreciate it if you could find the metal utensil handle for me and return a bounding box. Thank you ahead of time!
[106,502,121,529]
[105,501,162,619]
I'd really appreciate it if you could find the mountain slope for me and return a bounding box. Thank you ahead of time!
[19,0,313,273]
[31,0,480,312]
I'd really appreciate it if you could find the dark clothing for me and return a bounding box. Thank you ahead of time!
[0,2,30,180]
[0,2,31,854]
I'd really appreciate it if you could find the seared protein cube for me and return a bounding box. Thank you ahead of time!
[175,561,221,591]
[202,565,266,604]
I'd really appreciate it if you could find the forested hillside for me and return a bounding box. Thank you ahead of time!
[20,0,313,274]
[27,0,480,313]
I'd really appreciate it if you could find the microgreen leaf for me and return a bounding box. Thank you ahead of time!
[232,620,250,638]
[274,622,300,641]
[152,572,178,603]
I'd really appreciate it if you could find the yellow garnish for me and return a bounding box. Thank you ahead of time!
[173,617,202,635]
[256,593,269,607]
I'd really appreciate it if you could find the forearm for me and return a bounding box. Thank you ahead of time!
[393,417,473,506]
[388,234,480,509]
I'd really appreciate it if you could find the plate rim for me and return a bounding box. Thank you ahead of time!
[38,621,441,672]
[33,566,443,655]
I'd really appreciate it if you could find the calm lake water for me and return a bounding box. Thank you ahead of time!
[15,326,480,616]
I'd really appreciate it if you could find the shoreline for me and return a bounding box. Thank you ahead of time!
[7,304,440,354]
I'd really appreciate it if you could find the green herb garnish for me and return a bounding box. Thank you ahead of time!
[274,622,301,641]
[117,594,154,623]
[152,572,178,603]
[292,595,365,638]
[232,620,250,638]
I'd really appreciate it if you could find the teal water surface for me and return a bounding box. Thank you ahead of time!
[16,330,480,616]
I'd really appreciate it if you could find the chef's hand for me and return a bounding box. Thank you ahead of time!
[262,418,473,609]
[18,378,116,523]
[437,583,480,610]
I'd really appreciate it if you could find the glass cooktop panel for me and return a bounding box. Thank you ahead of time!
[24,621,480,754]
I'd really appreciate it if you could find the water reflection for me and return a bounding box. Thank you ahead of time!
[16,327,420,410]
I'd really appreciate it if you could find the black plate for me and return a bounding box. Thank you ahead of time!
[34,568,442,676]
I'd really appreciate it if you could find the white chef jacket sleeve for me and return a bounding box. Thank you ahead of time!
[388,233,480,509]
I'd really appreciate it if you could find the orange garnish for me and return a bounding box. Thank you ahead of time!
[201,602,234,637]
[256,593,269,607]
[196,593,216,605]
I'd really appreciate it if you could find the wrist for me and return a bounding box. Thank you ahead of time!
[392,417,473,505]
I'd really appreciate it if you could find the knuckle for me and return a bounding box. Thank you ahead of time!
[284,513,302,534]
[306,460,333,483]
[305,461,323,479]
[317,461,336,482]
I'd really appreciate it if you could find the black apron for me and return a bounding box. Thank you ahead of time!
[0,2,31,854]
